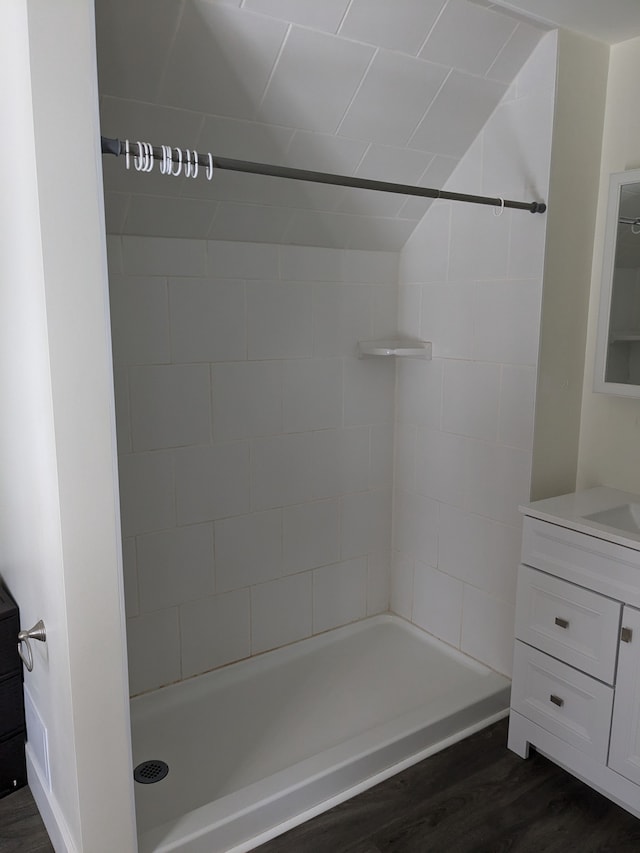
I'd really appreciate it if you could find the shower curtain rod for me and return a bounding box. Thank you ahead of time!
[100,135,547,214]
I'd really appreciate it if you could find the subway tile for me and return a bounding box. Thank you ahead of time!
[439,504,520,605]
[121,537,138,618]
[367,551,391,615]
[258,27,374,133]
[112,366,131,454]
[251,573,312,655]
[180,589,251,677]
[247,281,313,360]
[420,0,516,76]
[473,280,542,365]
[415,427,467,507]
[412,562,463,647]
[390,551,415,620]
[282,358,343,432]
[341,489,392,560]
[160,3,287,118]
[136,524,214,612]
[399,202,451,284]
[448,203,510,280]
[393,490,438,568]
[109,275,170,366]
[252,432,315,510]
[215,509,283,591]
[279,245,344,282]
[419,283,475,360]
[498,364,537,449]
[243,0,350,33]
[121,236,207,277]
[123,196,218,240]
[344,356,395,426]
[442,360,500,442]
[129,365,211,450]
[126,608,180,695]
[312,283,372,357]
[175,442,251,523]
[339,0,446,55]
[311,427,370,499]
[169,278,246,363]
[461,585,515,675]
[410,72,506,158]
[463,439,532,526]
[207,240,280,279]
[197,116,294,166]
[285,131,368,174]
[118,452,175,537]
[213,361,283,441]
[207,202,295,243]
[394,424,418,496]
[313,558,367,633]
[370,423,394,490]
[395,358,442,429]
[283,499,340,574]
[339,51,448,147]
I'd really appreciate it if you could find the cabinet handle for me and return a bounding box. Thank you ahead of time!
[554,617,569,629]
[621,626,633,643]
[549,694,564,708]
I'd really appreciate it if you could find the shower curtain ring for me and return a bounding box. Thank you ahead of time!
[144,142,154,172]
[171,147,182,177]
[134,141,144,171]
[206,153,213,181]
[192,150,199,179]
[184,149,192,178]
[125,139,131,170]
[493,197,505,217]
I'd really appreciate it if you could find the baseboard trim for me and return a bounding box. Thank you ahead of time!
[26,745,79,853]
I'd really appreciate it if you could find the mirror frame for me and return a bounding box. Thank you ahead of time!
[594,167,640,397]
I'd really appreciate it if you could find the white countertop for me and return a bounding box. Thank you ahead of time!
[520,486,640,551]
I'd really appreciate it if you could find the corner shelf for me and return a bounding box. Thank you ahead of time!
[357,339,432,359]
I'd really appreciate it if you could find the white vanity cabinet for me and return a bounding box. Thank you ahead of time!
[508,487,640,819]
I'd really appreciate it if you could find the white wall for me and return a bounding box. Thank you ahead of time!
[577,36,640,492]
[531,30,608,501]
[0,1,136,850]
[107,236,398,694]
[391,33,556,676]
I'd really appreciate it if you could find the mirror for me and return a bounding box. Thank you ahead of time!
[594,168,640,396]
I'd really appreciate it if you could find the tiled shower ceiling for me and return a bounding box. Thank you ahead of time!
[96,0,548,249]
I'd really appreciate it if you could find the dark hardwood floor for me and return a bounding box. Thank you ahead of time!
[3,719,640,852]
[255,718,640,853]
[0,786,53,853]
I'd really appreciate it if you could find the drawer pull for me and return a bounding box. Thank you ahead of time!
[621,626,633,643]
[554,617,570,629]
[549,694,564,708]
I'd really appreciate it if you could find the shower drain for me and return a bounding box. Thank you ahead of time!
[133,760,169,784]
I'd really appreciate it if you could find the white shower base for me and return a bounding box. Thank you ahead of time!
[131,615,510,853]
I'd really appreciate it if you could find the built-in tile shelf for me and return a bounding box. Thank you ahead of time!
[357,339,432,359]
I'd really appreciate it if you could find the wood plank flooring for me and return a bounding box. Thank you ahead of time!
[0,786,53,853]
[255,718,640,853]
[3,718,640,852]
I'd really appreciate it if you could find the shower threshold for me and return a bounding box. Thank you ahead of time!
[131,614,510,853]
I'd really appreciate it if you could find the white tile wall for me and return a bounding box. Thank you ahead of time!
[111,237,397,693]
[313,558,368,633]
[391,36,555,676]
[251,573,313,654]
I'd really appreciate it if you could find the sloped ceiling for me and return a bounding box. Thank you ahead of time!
[96,0,548,249]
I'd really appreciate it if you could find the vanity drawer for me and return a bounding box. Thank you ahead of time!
[515,564,621,683]
[511,641,613,762]
[521,516,640,608]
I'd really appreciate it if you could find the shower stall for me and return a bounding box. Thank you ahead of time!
[96,1,557,849]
